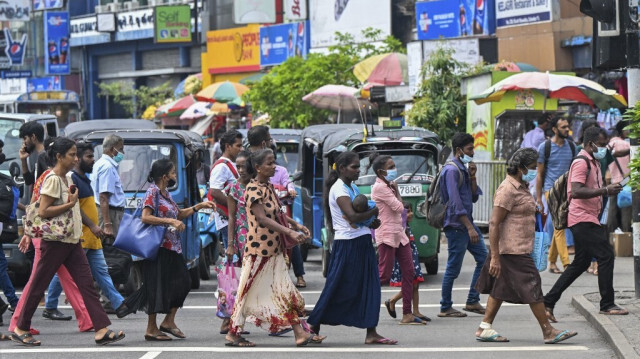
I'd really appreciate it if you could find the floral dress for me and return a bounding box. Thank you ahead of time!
[225,179,248,254]
[143,184,182,253]
[390,226,425,287]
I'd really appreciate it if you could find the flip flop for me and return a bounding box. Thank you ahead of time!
[269,328,293,337]
[414,314,432,322]
[544,330,577,344]
[10,332,41,346]
[384,299,397,319]
[548,267,563,274]
[144,333,172,341]
[463,306,486,315]
[160,326,186,339]
[438,309,467,318]
[94,329,125,346]
[599,306,629,315]
[225,337,256,347]
[476,328,509,342]
[366,337,398,345]
[220,330,250,335]
[0,333,10,341]
[398,316,427,325]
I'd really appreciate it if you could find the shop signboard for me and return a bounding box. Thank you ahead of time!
[415,0,495,40]
[0,0,31,21]
[233,0,276,24]
[203,25,260,74]
[496,0,551,28]
[154,4,192,44]
[70,15,110,46]
[33,0,63,11]
[310,0,391,48]
[0,70,31,78]
[260,21,309,67]
[285,0,307,21]
[44,11,70,75]
[115,8,154,41]
[422,38,481,65]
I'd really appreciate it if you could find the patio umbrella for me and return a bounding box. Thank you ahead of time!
[174,73,202,98]
[164,95,197,117]
[196,81,250,103]
[302,84,371,123]
[470,72,627,109]
[180,101,211,121]
[353,53,408,86]
[155,99,178,117]
[206,102,230,115]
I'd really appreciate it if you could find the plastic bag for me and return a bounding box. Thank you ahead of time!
[531,213,551,272]
[216,264,240,319]
[617,185,632,209]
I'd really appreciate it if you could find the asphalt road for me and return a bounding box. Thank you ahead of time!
[0,240,623,359]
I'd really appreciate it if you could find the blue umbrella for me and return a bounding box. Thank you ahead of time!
[174,78,187,98]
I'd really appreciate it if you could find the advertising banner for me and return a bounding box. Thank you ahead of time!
[44,11,70,75]
[33,0,63,11]
[495,0,551,28]
[422,38,481,66]
[115,8,154,41]
[154,4,192,43]
[260,21,309,67]
[233,0,276,24]
[310,0,391,48]
[407,41,422,97]
[28,76,63,91]
[203,25,260,74]
[285,0,307,21]
[415,0,495,40]
[0,0,31,21]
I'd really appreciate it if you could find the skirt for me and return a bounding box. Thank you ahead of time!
[390,240,425,287]
[230,253,305,334]
[123,248,191,314]
[308,234,380,329]
[475,251,543,304]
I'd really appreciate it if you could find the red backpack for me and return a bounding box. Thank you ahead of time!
[206,158,239,216]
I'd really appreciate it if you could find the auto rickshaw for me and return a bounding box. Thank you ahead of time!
[293,123,442,277]
[81,129,210,291]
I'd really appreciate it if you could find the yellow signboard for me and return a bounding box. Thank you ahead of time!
[202,25,260,76]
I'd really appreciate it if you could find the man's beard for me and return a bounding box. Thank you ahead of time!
[80,161,93,173]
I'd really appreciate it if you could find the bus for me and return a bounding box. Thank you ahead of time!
[0,90,81,128]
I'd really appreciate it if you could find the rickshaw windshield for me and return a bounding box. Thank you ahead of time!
[355,150,437,186]
[0,119,23,174]
[275,142,299,176]
[94,143,178,191]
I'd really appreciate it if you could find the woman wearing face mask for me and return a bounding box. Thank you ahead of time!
[474,148,577,344]
[369,153,421,325]
[116,159,214,341]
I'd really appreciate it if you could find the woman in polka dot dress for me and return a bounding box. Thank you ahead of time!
[226,149,325,347]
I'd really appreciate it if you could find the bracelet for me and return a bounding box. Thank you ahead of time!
[104,222,113,226]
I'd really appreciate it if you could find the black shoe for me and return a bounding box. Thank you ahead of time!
[115,303,132,319]
[42,309,72,321]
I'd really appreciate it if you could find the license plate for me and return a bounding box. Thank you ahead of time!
[125,197,143,209]
[3,249,10,258]
[397,183,423,197]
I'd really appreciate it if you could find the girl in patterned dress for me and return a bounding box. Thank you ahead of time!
[225,151,251,263]
[384,203,431,322]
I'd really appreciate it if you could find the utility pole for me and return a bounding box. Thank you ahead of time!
[627,69,640,298]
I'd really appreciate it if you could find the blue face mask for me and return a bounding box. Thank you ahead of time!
[521,167,537,182]
[533,120,538,128]
[385,169,398,182]
[593,145,607,160]
[113,150,124,163]
[460,154,473,164]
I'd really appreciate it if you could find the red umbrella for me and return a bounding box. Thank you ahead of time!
[165,95,197,117]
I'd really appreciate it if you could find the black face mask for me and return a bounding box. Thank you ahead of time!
[0,152,5,165]
[168,179,176,187]
[80,161,93,174]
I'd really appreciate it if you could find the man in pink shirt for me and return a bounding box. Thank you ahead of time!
[607,120,631,232]
[544,127,628,319]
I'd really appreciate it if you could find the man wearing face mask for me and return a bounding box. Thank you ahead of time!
[544,127,628,319]
[438,133,488,318]
[18,122,47,213]
[91,135,126,243]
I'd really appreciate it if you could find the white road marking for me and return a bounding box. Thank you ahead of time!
[0,346,590,354]
[57,303,522,310]
[138,352,162,359]
[179,287,472,295]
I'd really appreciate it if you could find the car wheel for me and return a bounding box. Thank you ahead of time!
[190,266,201,289]
[424,255,438,275]
[199,247,212,280]
[300,243,309,262]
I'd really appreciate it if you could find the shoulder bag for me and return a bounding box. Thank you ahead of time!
[23,173,75,242]
[113,189,166,260]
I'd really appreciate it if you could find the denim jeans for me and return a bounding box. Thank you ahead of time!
[46,248,124,310]
[291,245,305,277]
[440,227,488,312]
[0,242,19,307]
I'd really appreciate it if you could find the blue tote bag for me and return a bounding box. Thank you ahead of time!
[113,190,166,260]
[531,213,551,272]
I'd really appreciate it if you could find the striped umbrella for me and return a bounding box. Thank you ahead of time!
[302,84,371,123]
[180,101,212,120]
[196,81,250,103]
[353,53,408,86]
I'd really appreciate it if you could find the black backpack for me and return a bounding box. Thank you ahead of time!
[425,162,463,229]
[0,173,20,223]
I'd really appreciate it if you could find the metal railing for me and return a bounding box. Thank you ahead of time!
[473,160,507,226]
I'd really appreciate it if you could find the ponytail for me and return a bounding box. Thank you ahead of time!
[323,151,359,233]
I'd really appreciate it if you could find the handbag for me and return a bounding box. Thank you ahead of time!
[23,173,75,242]
[269,186,300,250]
[113,190,166,260]
[531,213,551,272]
[215,263,240,319]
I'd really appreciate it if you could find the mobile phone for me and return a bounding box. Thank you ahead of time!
[619,177,630,187]
[69,184,77,194]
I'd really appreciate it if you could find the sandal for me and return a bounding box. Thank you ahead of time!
[10,332,41,346]
[548,266,563,274]
[225,337,256,347]
[295,277,307,288]
[384,299,397,319]
[0,333,10,341]
[95,329,125,345]
[269,327,293,336]
[600,306,629,316]
[544,330,577,344]
[366,337,398,345]
[463,304,486,315]
[144,333,172,341]
[160,326,186,339]
[476,328,509,342]
[399,316,427,325]
[438,308,467,318]
[414,314,432,322]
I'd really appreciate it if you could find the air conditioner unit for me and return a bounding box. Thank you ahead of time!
[95,5,108,13]
[106,2,120,12]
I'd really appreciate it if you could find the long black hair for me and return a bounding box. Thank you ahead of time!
[246,149,273,179]
[148,158,175,183]
[324,151,359,233]
[47,137,75,166]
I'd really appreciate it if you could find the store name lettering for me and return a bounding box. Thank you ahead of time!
[158,9,189,28]
[433,12,454,21]
[208,33,258,46]
[497,0,548,11]
[289,0,301,16]
[0,1,30,20]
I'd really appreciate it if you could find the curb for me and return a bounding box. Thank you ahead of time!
[571,295,640,359]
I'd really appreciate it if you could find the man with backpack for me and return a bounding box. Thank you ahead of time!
[437,133,488,318]
[544,127,628,321]
[535,117,575,274]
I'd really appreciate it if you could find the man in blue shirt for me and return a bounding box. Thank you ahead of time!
[90,134,126,243]
[521,114,549,150]
[535,118,574,274]
[438,133,488,318]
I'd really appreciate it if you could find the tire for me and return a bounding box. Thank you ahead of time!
[190,266,200,289]
[123,262,142,295]
[424,255,438,275]
[300,243,309,262]
[321,248,330,278]
[199,246,212,280]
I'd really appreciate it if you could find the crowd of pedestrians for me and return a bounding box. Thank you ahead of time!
[0,119,630,348]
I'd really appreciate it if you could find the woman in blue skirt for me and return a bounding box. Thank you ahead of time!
[308,151,398,345]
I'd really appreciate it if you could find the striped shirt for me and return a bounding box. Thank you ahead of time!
[537,140,574,192]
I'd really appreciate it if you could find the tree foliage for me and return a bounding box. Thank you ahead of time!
[622,102,640,190]
[97,81,173,118]
[407,45,470,144]
[244,28,405,128]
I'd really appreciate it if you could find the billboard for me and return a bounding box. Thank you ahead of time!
[202,25,260,74]
[285,0,307,21]
[44,11,70,75]
[260,21,309,67]
[33,0,63,11]
[495,0,552,28]
[415,0,495,40]
[154,5,192,43]
[0,29,27,69]
[0,0,31,21]
[233,0,276,24]
[310,0,391,48]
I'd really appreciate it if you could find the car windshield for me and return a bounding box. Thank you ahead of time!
[355,151,437,186]
[0,119,24,174]
[95,143,178,191]
[275,142,299,177]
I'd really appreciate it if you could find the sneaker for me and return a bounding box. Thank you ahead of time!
[42,309,72,321]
